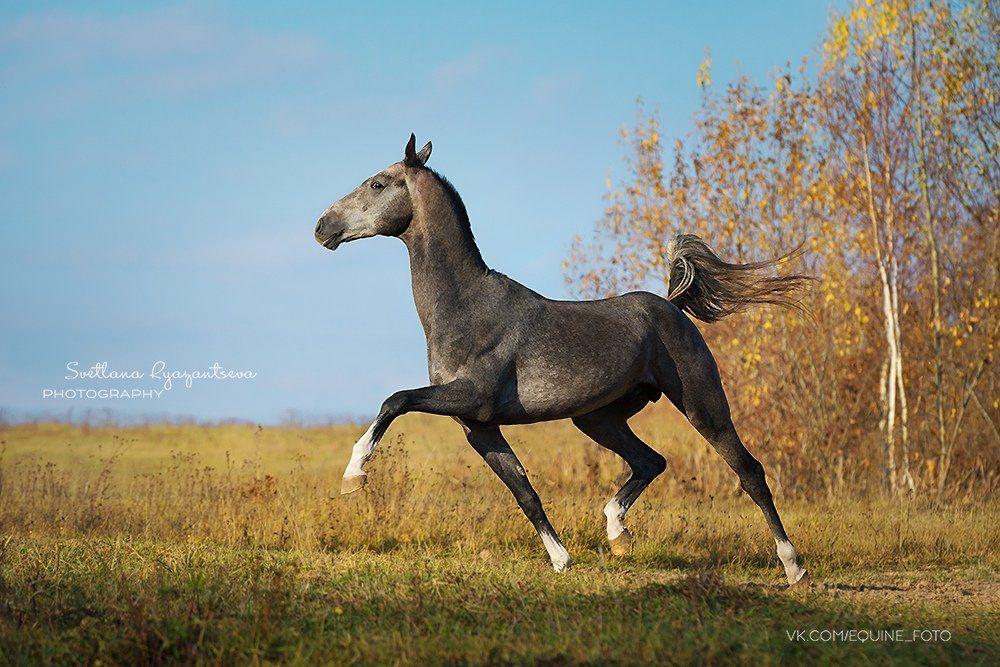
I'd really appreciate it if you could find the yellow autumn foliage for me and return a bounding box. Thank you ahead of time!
[566,0,998,499]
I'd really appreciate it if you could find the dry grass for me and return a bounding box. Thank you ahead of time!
[1,412,997,664]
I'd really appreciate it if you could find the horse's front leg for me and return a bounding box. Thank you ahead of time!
[341,379,482,494]
[463,424,572,572]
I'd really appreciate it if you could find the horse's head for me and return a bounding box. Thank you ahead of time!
[314,134,432,251]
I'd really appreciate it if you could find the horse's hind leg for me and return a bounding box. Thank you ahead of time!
[660,347,807,585]
[573,399,666,556]
[463,423,572,572]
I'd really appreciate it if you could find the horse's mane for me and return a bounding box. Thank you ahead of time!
[427,168,486,268]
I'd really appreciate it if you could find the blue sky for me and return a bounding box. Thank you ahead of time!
[0,1,836,423]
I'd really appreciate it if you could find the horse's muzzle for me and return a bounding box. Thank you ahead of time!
[315,217,345,251]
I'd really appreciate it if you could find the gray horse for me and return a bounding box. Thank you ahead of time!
[314,135,809,585]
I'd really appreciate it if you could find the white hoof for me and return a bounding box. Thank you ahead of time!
[776,539,807,587]
[551,554,573,572]
[541,531,571,572]
[787,568,809,587]
[340,473,367,495]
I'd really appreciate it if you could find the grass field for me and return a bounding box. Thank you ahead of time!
[1,413,997,664]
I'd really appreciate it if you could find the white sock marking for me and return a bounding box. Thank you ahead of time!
[776,538,807,584]
[540,531,572,572]
[343,421,378,479]
[604,499,626,540]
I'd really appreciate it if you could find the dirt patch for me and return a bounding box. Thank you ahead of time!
[762,574,1000,606]
[818,579,1000,605]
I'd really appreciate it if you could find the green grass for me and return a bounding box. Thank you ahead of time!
[0,419,997,664]
[1,538,996,665]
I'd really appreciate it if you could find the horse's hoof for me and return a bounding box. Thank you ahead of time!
[340,473,367,495]
[552,556,573,572]
[787,568,809,587]
[609,529,634,556]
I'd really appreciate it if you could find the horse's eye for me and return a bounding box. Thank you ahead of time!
[371,181,385,190]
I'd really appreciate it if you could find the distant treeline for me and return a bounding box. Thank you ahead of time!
[0,407,367,428]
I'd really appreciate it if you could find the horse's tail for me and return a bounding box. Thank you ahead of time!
[664,234,812,323]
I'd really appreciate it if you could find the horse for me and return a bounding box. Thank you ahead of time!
[314,134,810,585]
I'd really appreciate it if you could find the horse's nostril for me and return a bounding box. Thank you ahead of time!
[315,220,323,233]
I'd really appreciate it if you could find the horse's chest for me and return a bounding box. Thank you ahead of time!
[423,314,507,385]
[426,339,467,384]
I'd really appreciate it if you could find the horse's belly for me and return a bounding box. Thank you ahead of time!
[499,343,652,422]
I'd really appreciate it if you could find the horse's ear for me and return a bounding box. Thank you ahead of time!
[416,141,432,165]
[403,133,421,168]
[403,134,431,168]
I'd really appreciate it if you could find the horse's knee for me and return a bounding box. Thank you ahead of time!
[380,391,409,418]
[639,451,667,479]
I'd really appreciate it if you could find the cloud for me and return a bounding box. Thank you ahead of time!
[430,46,508,92]
[163,226,315,273]
[531,71,582,105]
[0,5,328,106]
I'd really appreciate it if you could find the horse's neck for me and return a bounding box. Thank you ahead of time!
[401,174,488,337]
